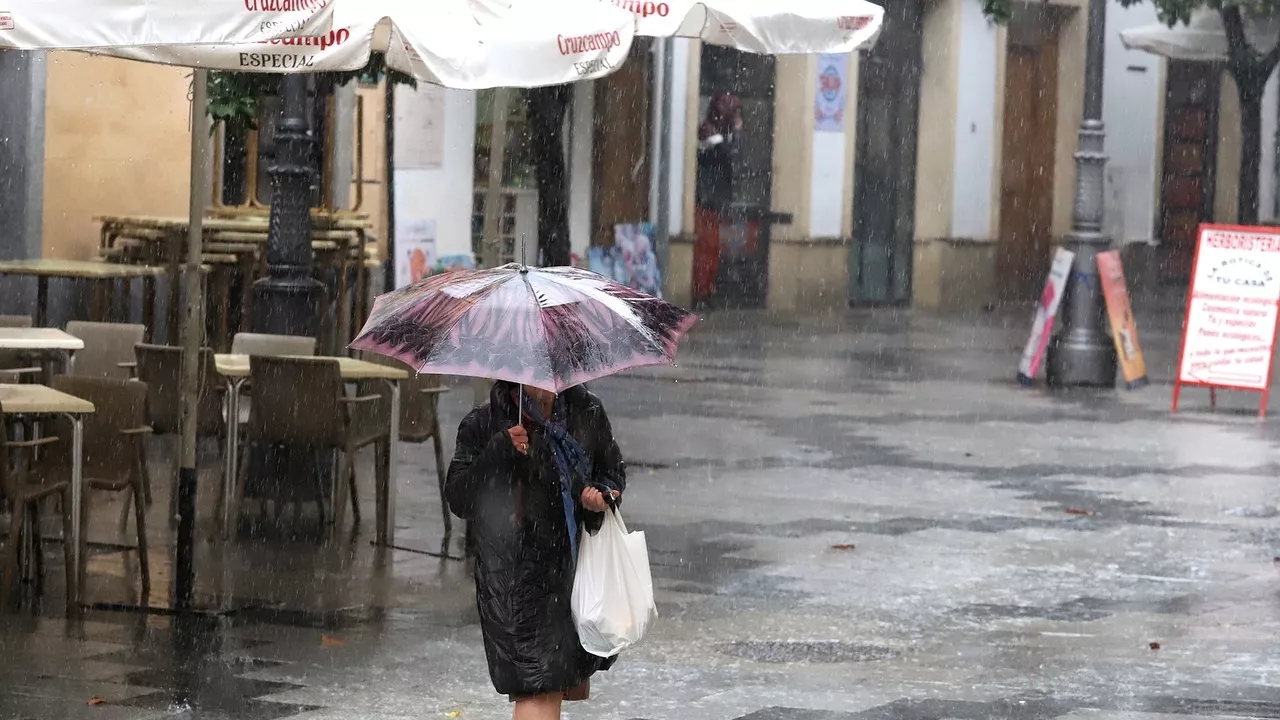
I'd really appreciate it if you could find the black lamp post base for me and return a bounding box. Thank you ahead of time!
[1045,335,1117,388]
[250,276,327,338]
[1044,235,1116,389]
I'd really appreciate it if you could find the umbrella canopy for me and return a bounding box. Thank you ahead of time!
[612,0,884,53]
[0,0,331,49]
[1120,6,1280,61]
[95,0,638,87]
[350,264,698,393]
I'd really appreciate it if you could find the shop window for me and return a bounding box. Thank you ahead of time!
[474,88,537,189]
[472,89,539,260]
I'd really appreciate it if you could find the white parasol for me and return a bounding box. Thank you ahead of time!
[96,0,637,87]
[612,0,885,53]
[0,0,331,49]
[1120,6,1280,61]
[86,0,888,82]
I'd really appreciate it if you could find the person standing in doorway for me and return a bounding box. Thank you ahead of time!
[693,92,743,308]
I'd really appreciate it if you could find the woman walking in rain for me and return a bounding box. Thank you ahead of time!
[447,380,626,719]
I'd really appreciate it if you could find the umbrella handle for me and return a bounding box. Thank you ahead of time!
[517,384,524,426]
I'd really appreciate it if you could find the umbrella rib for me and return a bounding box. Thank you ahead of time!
[534,271,647,319]
[517,271,556,390]
[534,271,668,353]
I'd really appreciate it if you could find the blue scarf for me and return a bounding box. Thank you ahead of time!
[519,391,592,561]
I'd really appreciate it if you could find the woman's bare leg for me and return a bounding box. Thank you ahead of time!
[513,693,562,720]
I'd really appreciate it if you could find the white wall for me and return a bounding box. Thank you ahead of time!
[392,85,476,264]
[654,38,691,235]
[951,0,999,239]
[1103,2,1161,244]
[809,130,846,236]
[1261,69,1278,221]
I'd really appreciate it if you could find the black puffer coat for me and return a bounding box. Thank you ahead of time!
[696,138,735,213]
[446,381,627,698]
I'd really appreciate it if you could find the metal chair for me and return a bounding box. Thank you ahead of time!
[65,321,146,380]
[237,356,384,534]
[0,403,74,610]
[354,353,453,552]
[230,332,316,357]
[43,376,151,599]
[134,344,226,523]
[62,322,150,506]
[228,332,318,428]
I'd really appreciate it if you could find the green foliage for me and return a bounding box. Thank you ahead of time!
[980,0,1012,24]
[207,71,273,134]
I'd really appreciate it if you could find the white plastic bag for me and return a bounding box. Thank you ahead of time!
[571,508,657,657]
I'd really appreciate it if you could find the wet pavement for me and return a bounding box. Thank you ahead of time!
[6,300,1280,719]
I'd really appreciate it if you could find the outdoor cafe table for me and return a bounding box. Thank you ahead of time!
[0,328,84,375]
[0,259,166,339]
[97,214,372,347]
[213,354,409,544]
[96,215,277,343]
[0,383,94,614]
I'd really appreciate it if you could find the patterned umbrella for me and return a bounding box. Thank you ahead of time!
[349,264,698,393]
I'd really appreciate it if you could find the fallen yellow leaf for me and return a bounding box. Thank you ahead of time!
[321,635,346,647]
[445,710,462,718]
[88,697,106,706]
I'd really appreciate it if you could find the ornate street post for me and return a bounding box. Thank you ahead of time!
[252,74,326,336]
[1045,0,1118,387]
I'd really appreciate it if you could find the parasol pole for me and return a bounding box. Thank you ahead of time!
[480,88,510,269]
[474,88,512,409]
[175,68,210,609]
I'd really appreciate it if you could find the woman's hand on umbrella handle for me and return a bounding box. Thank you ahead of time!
[581,487,618,513]
[507,425,530,455]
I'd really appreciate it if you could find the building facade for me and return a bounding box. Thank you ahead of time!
[9,5,1270,319]
[902,0,1279,310]
[908,0,1280,309]
[652,0,1279,312]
